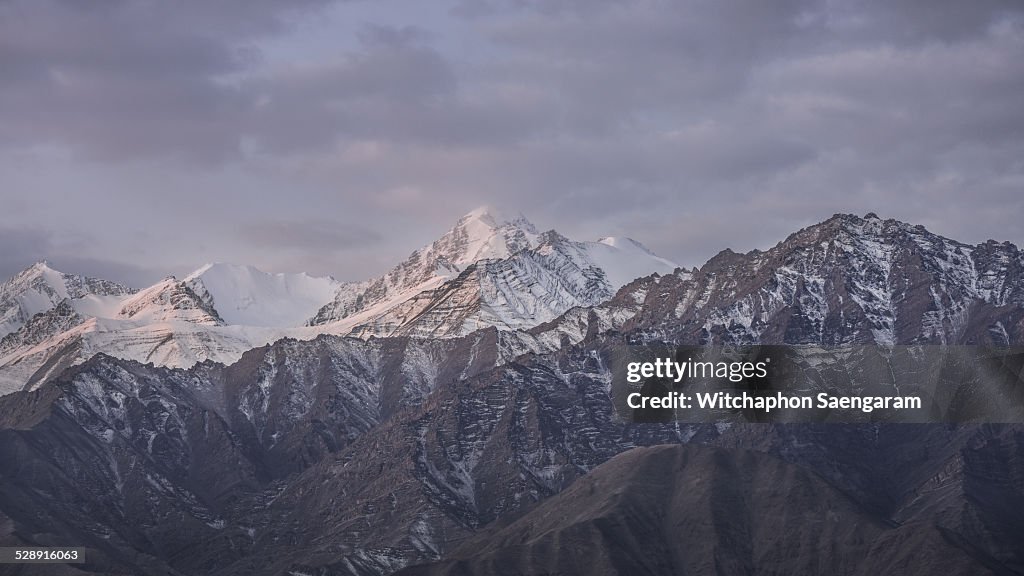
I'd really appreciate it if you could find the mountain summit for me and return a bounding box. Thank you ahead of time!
[310,207,678,337]
[624,212,1024,346]
[309,207,542,325]
[0,261,133,338]
[448,206,539,263]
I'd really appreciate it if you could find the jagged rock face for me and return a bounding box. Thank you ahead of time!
[0,360,260,576]
[0,264,139,395]
[205,333,516,480]
[8,332,1019,576]
[624,213,1024,346]
[0,330,534,575]
[0,300,84,358]
[0,331,690,575]
[182,337,704,576]
[0,262,133,338]
[251,341,1024,576]
[118,277,223,325]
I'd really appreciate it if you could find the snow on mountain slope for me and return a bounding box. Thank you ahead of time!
[0,261,133,337]
[310,208,677,339]
[445,206,539,264]
[590,237,678,288]
[185,263,340,328]
[308,207,540,326]
[117,276,223,325]
[0,209,679,394]
[0,314,313,396]
[0,265,338,395]
[346,229,679,338]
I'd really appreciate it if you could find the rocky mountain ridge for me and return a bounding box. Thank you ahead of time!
[0,208,675,395]
[622,213,1024,346]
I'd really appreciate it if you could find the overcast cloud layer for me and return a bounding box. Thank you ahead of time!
[1,0,1022,286]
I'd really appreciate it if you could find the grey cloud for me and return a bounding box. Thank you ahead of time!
[245,24,460,152]
[242,23,569,153]
[0,227,54,280]
[827,0,1024,44]
[0,0,1022,282]
[45,257,166,289]
[0,0,340,161]
[237,220,383,251]
[0,227,164,287]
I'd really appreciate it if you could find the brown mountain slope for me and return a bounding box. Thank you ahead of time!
[397,444,998,576]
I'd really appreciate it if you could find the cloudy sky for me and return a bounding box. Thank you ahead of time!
[1,0,1022,286]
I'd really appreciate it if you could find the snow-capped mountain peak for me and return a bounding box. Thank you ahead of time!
[343,220,680,339]
[0,261,134,338]
[459,205,538,233]
[308,207,543,325]
[441,206,540,267]
[116,275,222,325]
[460,205,502,226]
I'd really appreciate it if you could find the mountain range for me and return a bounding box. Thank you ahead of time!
[0,207,676,396]
[0,211,1022,575]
